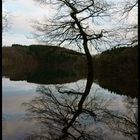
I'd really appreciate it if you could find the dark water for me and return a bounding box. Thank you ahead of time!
[2,77,138,140]
[2,64,138,140]
[2,61,137,98]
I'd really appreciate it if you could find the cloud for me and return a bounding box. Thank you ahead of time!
[4,0,56,18]
[3,0,56,46]
[3,0,138,48]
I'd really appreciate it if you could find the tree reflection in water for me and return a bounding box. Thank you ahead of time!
[23,84,137,140]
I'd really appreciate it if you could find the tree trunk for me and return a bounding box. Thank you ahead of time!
[61,11,94,137]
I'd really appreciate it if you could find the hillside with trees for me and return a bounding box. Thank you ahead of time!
[2,44,138,96]
[2,44,86,83]
[93,45,138,97]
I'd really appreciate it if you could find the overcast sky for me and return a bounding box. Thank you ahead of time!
[2,0,56,46]
[2,0,137,53]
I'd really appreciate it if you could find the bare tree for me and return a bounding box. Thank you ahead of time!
[2,13,8,30]
[113,0,138,47]
[101,97,138,140]
[27,0,138,139]
[23,85,110,140]
[122,0,138,46]
[2,0,10,31]
[23,85,138,140]
[32,0,115,135]
[121,0,138,17]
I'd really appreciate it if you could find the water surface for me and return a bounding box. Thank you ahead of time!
[2,77,137,140]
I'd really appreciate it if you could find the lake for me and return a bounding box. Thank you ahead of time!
[2,76,138,140]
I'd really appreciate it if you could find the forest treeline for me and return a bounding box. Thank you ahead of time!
[93,45,138,97]
[2,44,86,83]
[2,44,138,96]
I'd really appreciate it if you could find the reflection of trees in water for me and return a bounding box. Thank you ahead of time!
[23,85,137,140]
[104,97,138,140]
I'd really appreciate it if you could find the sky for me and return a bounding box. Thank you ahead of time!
[2,0,56,46]
[2,0,138,54]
